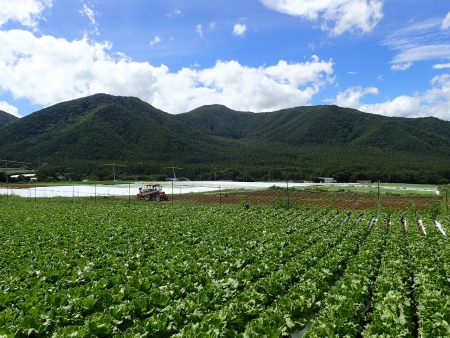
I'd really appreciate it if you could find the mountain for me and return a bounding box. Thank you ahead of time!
[1,94,450,183]
[0,110,18,127]
[0,94,229,162]
[172,104,255,139]
[176,104,450,155]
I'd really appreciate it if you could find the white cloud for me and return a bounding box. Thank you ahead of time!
[0,100,20,117]
[392,45,450,64]
[391,62,412,71]
[332,75,450,120]
[157,58,334,113]
[196,24,203,38]
[383,19,450,66]
[334,86,379,108]
[0,30,335,113]
[150,35,161,46]
[79,3,98,35]
[259,0,383,35]
[233,23,247,37]
[165,9,182,18]
[0,0,52,28]
[442,12,450,29]
[209,22,216,30]
[433,63,450,69]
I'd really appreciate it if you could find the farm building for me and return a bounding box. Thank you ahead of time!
[317,177,337,183]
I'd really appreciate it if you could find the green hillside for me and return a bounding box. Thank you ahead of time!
[1,94,450,183]
[0,110,18,127]
[177,104,450,154]
[0,94,228,161]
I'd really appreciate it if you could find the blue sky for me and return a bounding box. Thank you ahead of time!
[1,0,450,120]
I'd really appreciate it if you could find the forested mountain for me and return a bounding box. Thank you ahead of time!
[1,94,450,183]
[0,94,226,162]
[176,105,450,155]
[0,110,18,127]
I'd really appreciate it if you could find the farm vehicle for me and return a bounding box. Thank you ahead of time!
[137,184,169,202]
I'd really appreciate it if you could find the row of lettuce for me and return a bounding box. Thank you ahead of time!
[0,201,449,337]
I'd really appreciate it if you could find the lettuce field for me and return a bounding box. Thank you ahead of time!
[1,200,450,337]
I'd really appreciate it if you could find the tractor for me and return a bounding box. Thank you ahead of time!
[137,184,169,201]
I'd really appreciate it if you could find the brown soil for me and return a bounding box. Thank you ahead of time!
[169,190,441,211]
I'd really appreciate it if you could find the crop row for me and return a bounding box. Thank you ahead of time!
[0,203,342,336]
[1,200,449,337]
[361,215,415,337]
[407,212,450,337]
[304,214,386,337]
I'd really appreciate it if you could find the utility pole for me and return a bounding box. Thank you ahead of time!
[99,163,126,181]
[166,166,183,181]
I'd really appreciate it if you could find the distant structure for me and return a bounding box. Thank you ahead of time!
[10,174,37,181]
[317,177,337,183]
[292,179,310,183]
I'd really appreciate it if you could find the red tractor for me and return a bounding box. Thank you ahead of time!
[137,184,169,201]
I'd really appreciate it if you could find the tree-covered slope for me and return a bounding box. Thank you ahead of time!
[172,104,255,139]
[177,104,450,156]
[0,110,18,127]
[0,94,229,163]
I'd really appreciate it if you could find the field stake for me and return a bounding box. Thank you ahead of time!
[446,186,448,213]
[286,180,290,209]
[377,181,381,214]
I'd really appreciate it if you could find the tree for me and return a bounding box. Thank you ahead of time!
[36,164,58,181]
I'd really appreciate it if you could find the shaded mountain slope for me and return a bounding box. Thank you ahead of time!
[177,104,450,155]
[0,94,229,163]
[0,110,18,127]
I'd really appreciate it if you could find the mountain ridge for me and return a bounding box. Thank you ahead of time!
[1,94,449,183]
[0,110,18,127]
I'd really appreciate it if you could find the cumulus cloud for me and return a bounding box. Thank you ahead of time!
[259,0,383,35]
[0,30,335,113]
[0,100,20,117]
[332,75,450,120]
[0,0,52,28]
[334,86,379,108]
[442,12,450,29]
[233,23,247,37]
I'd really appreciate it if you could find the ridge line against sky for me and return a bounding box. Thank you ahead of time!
[0,0,449,120]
